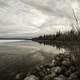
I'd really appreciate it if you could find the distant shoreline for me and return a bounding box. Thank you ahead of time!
[32,39,80,43]
[0,38,32,40]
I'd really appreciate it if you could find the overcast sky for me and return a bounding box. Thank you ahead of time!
[0,0,80,38]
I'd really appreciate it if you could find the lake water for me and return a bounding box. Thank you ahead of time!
[0,40,80,80]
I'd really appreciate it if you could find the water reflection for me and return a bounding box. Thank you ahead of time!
[0,40,66,80]
[37,40,80,67]
[0,40,80,80]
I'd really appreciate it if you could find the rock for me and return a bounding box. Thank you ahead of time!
[44,63,53,68]
[43,72,57,80]
[24,54,79,80]
[16,73,20,79]
[35,66,41,71]
[51,66,62,74]
[68,72,78,80]
[24,75,38,80]
[43,73,56,80]
[38,70,45,77]
[75,71,80,78]
[15,73,26,80]
[65,69,72,77]
[51,60,56,65]
[54,75,66,80]
[65,66,76,77]
[53,61,61,66]
[62,59,71,67]
[61,66,67,74]
[45,68,51,74]
[51,72,57,77]
[69,66,76,73]
[54,56,61,62]
[39,65,44,69]
[54,66,62,74]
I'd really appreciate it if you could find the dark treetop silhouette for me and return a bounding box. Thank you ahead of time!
[32,30,80,42]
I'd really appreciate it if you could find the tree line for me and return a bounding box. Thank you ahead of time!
[32,30,80,42]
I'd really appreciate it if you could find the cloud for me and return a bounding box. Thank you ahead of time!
[0,0,48,37]
[21,0,73,18]
[0,0,79,38]
[0,0,9,7]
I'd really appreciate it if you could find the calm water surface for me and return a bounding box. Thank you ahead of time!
[0,40,79,80]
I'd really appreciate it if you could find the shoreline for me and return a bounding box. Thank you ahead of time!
[15,53,80,80]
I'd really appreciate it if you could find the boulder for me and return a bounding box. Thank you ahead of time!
[54,75,66,80]
[51,60,56,66]
[62,59,71,67]
[60,66,67,74]
[15,73,26,80]
[24,75,38,80]
[51,66,62,74]
[68,72,78,80]
[43,73,56,80]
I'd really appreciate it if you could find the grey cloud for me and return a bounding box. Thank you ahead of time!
[0,0,79,38]
[0,20,15,26]
[0,1,9,7]
[21,0,74,19]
